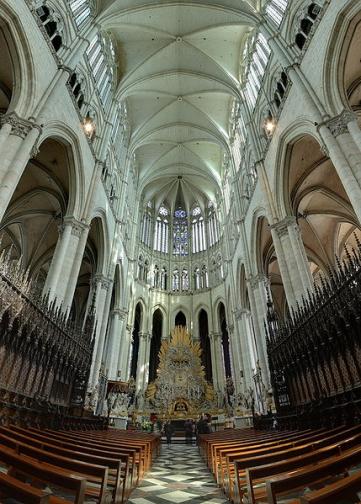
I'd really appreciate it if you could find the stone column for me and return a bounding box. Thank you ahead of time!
[0,113,42,221]
[89,275,112,386]
[113,319,130,380]
[122,324,133,381]
[107,309,126,380]
[62,223,90,313]
[270,216,313,308]
[142,332,152,391]
[233,308,253,392]
[209,332,220,391]
[241,309,256,390]
[135,332,150,393]
[318,113,361,223]
[248,275,270,384]
[210,332,225,392]
[227,323,242,393]
[43,217,89,306]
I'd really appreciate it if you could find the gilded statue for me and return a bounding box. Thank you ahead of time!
[144,325,218,417]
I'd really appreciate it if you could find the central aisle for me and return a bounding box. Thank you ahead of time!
[128,444,229,504]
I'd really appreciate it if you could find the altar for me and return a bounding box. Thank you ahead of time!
[145,326,222,419]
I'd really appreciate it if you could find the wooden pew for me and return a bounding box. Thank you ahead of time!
[72,430,152,473]
[37,428,143,482]
[243,430,361,504]
[230,425,361,502]
[217,428,334,489]
[0,472,51,504]
[0,432,111,503]
[265,445,361,504]
[300,470,361,503]
[0,444,86,504]
[1,426,130,502]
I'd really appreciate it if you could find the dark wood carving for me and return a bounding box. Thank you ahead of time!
[264,238,361,429]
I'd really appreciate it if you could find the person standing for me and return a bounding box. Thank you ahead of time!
[163,420,174,447]
[184,418,193,445]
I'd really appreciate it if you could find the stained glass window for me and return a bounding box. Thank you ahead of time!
[266,0,288,27]
[69,0,91,28]
[192,206,206,253]
[173,207,188,256]
[154,205,169,253]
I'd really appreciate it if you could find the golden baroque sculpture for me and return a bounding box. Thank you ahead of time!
[145,325,217,417]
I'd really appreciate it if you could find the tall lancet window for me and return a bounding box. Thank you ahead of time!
[86,32,115,107]
[141,201,152,247]
[191,206,206,253]
[208,202,220,247]
[173,207,188,256]
[154,205,169,253]
[69,0,92,28]
[266,0,288,27]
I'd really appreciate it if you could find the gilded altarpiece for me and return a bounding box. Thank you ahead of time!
[145,326,218,418]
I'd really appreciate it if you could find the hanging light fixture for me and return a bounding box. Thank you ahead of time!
[263,113,276,138]
[82,110,96,139]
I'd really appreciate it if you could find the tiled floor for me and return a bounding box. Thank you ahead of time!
[128,444,229,504]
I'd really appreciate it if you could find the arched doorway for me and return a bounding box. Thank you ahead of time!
[175,310,186,327]
[130,303,142,379]
[149,309,163,382]
[199,309,212,382]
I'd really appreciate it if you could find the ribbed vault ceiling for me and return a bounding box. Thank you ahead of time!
[98,1,261,210]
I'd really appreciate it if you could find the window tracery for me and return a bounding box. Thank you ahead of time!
[244,33,271,110]
[265,0,288,27]
[160,267,167,290]
[86,33,115,108]
[69,0,92,29]
[141,202,152,248]
[191,206,206,253]
[172,268,180,291]
[36,5,64,52]
[154,205,169,254]
[295,3,321,50]
[208,203,220,247]
[173,207,188,256]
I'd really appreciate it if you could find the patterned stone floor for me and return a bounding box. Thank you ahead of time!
[128,444,229,504]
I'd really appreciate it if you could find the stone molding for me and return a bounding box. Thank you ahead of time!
[0,112,42,140]
[92,274,113,291]
[139,331,151,341]
[233,307,251,320]
[326,109,357,138]
[111,308,127,320]
[270,215,297,238]
[248,273,269,289]
[62,217,89,237]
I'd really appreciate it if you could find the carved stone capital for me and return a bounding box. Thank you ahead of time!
[248,273,269,289]
[63,217,89,237]
[233,308,251,320]
[139,332,151,341]
[209,331,221,342]
[0,112,41,139]
[326,109,357,138]
[270,215,297,238]
[92,274,112,291]
[111,308,128,321]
